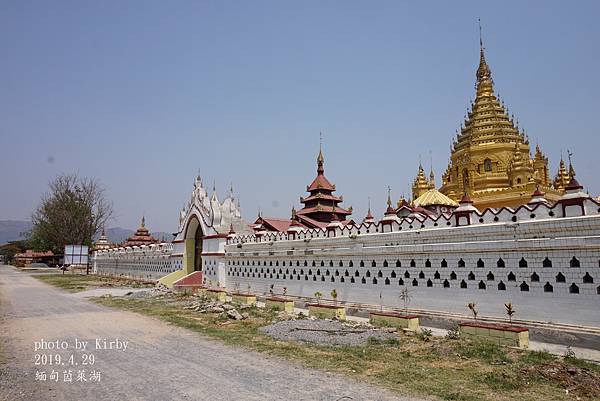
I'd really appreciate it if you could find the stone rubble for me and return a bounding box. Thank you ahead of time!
[260,319,397,346]
[178,297,249,321]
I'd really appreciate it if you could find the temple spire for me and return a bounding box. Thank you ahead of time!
[567,150,576,177]
[317,132,324,174]
[385,186,396,215]
[476,18,492,83]
[141,215,145,228]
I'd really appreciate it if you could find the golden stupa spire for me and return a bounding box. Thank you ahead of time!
[439,22,559,208]
[451,20,523,152]
[412,162,431,200]
[553,152,571,190]
[476,18,492,84]
[428,150,435,186]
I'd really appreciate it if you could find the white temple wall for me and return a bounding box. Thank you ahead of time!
[93,243,183,280]
[224,215,600,326]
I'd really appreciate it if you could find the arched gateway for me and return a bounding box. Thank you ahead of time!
[182,215,204,274]
[160,175,249,287]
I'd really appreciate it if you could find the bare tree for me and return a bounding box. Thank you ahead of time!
[29,173,113,253]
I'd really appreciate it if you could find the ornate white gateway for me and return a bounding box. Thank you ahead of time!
[164,175,251,286]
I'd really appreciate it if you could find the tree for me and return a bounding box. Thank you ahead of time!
[505,302,515,324]
[330,289,338,304]
[314,291,322,304]
[29,174,113,253]
[467,302,478,320]
[399,288,411,315]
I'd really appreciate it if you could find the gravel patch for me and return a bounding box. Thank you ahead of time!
[260,319,397,346]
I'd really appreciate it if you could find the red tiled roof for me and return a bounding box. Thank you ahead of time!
[301,193,342,203]
[296,215,329,229]
[122,222,158,247]
[255,217,294,233]
[15,250,54,258]
[307,174,335,192]
[566,177,583,190]
[296,206,351,216]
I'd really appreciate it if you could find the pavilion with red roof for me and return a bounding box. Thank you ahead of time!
[295,145,352,227]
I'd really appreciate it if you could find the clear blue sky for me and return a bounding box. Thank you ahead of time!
[1,1,599,233]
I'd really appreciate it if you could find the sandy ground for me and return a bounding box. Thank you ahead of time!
[0,266,417,401]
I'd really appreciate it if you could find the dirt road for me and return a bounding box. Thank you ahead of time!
[0,266,415,401]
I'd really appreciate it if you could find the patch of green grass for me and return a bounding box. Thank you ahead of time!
[34,274,153,293]
[88,295,594,401]
[519,350,555,365]
[564,355,600,373]
[456,338,512,364]
[481,370,524,391]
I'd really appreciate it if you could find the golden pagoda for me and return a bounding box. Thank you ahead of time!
[411,163,435,200]
[438,27,566,209]
[553,155,573,191]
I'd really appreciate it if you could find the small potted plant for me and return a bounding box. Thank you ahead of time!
[231,282,256,306]
[370,288,419,331]
[206,280,227,302]
[314,291,322,304]
[505,302,515,324]
[467,302,478,320]
[331,289,338,305]
[459,301,529,348]
[265,284,293,312]
[308,289,346,320]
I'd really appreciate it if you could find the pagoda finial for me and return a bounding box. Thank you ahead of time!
[476,18,492,82]
[387,186,392,207]
[291,206,297,220]
[429,150,435,185]
[479,18,483,51]
[567,149,576,177]
[317,132,325,174]
[364,197,374,222]
[141,214,145,228]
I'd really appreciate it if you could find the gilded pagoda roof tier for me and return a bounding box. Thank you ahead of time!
[413,189,459,208]
[438,29,560,210]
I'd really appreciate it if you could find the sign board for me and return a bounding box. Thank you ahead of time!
[64,245,89,265]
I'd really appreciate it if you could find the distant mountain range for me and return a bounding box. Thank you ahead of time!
[0,220,173,245]
[0,220,32,244]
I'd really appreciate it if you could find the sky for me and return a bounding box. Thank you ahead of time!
[1,1,599,233]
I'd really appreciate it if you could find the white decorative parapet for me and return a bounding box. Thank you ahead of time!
[227,197,600,245]
[93,242,183,280]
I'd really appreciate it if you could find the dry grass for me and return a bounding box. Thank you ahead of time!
[91,295,600,401]
[34,273,154,293]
